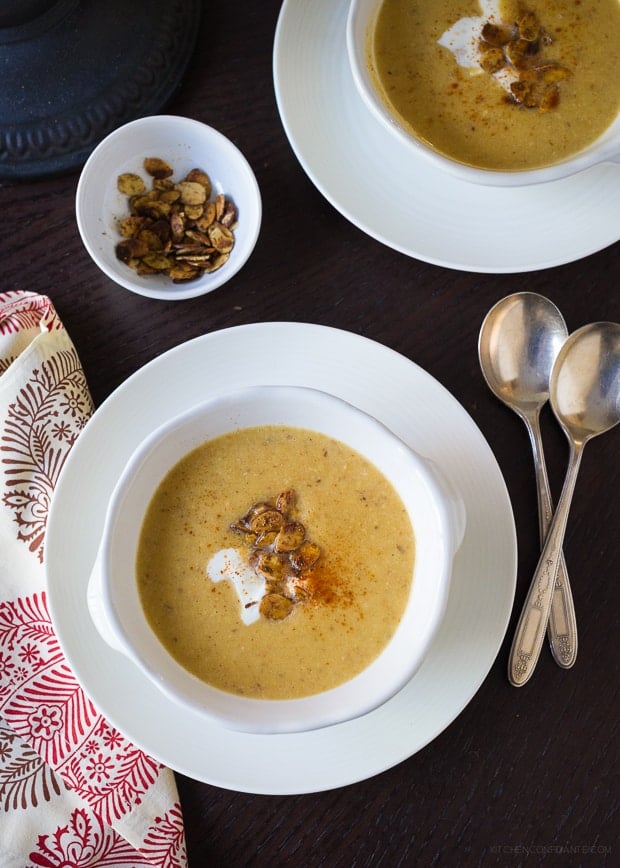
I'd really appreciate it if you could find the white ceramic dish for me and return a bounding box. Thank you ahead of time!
[46,323,517,794]
[90,385,464,733]
[273,0,620,272]
[76,115,262,300]
[347,0,620,188]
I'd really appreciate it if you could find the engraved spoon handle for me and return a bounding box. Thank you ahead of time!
[526,414,578,668]
[509,442,583,686]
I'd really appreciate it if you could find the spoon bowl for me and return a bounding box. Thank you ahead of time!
[479,292,567,414]
[551,323,620,443]
[479,292,576,668]
[509,321,620,685]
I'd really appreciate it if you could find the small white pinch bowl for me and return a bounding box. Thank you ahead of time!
[76,115,261,300]
[347,0,620,187]
[87,385,465,734]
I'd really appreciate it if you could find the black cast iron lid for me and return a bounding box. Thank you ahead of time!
[0,0,202,180]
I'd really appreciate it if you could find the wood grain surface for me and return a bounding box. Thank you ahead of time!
[1,2,618,865]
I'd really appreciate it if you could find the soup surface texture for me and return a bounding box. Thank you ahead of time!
[136,425,415,699]
[368,0,620,170]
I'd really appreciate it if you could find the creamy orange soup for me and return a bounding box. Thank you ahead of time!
[136,425,415,699]
[368,0,620,170]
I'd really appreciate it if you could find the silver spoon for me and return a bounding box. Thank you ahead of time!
[508,321,620,686]
[479,292,577,669]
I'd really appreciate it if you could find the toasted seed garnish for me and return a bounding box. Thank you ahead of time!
[260,593,294,621]
[148,219,172,245]
[504,38,531,68]
[289,541,321,572]
[116,237,148,262]
[142,253,174,270]
[230,490,326,621]
[479,6,570,113]
[144,157,173,179]
[539,85,560,112]
[153,177,175,191]
[195,202,217,230]
[276,489,296,512]
[169,264,201,282]
[478,44,505,74]
[117,215,145,238]
[204,252,230,272]
[207,222,235,253]
[185,229,212,245]
[137,232,162,253]
[170,211,185,241]
[253,551,288,581]
[143,200,172,219]
[250,509,284,536]
[274,522,306,554]
[537,63,571,84]
[174,253,209,264]
[117,173,147,196]
[220,199,238,228]
[253,531,279,550]
[185,204,204,221]
[518,11,539,42]
[232,502,273,532]
[159,189,182,204]
[214,192,226,220]
[129,192,154,214]
[114,158,238,282]
[185,168,212,196]
[176,181,207,205]
[480,21,515,47]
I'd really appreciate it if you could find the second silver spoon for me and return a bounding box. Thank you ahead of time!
[479,292,577,668]
[508,321,620,685]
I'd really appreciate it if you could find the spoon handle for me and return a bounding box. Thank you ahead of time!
[508,444,583,686]
[527,417,578,668]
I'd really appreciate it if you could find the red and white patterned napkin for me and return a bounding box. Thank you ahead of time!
[0,292,187,867]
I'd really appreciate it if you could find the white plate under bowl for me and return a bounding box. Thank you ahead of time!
[273,0,620,273]
[46,323,517,795]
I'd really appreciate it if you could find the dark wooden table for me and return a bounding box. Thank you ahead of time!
[2,2,618,865]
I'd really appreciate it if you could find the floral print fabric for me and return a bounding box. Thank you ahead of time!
[0,292,187,867]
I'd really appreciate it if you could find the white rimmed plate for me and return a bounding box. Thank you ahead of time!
[46,323,517,794]
[273,0,620,273]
